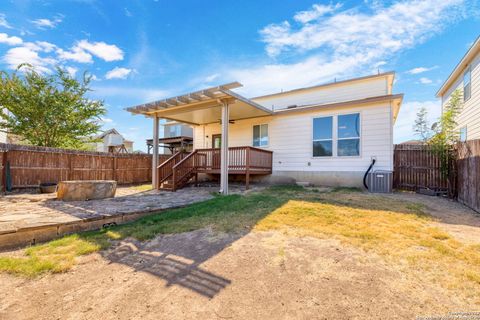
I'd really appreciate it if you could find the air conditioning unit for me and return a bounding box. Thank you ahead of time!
[367,170,393,193]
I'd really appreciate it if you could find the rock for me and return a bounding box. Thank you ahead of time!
[57,180,117,201]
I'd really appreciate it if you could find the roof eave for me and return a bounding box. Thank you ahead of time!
[436,36,480,97]
[273,94,403,115]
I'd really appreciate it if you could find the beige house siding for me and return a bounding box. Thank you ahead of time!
[253,76,390,111]
[190,73,398,187]
[441,47,480,140]
[193,101,393,187]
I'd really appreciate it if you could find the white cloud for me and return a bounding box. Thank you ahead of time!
[76,39,124,62]
[204,73,220,82]
[294,3,342,23]
[394,100,441,143]
[261,0,465,58]
[225,0,467,96]
[31,15,63,29]
[23,41,57,52]
[230,56,361,97]
[407,66,437,74]
[65,66,78,77]
[105,67,132,79]
[0,13,12,29]
[100,117,114,123]
[0,33,23,46]
[3,46,55,73]
[419,77,433,84]
[57,47,93,63]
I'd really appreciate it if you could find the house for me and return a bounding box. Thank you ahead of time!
[127,71,403,193]
[89,128,134,153]
[146,121,193,155]
[437,36,480,141]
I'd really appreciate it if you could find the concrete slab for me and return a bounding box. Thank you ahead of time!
[0,184,252,250]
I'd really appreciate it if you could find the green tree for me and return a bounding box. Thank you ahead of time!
[429,89,463,195]
[0,64,106,149]
[413,105,431,142]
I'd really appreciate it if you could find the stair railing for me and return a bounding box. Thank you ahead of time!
[157,151,189,189]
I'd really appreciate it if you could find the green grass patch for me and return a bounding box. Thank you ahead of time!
[131,184,153,192]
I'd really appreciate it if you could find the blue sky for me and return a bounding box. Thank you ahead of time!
[0,0,479,151]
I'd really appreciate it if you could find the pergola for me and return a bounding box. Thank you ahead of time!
[126,82,273,194]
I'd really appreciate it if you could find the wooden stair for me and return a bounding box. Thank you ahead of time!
[157,151,198,191]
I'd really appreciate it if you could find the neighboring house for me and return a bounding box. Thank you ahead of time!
[146,122,193,154]
[0,131,7,144]
[437,36,480,141]
[89,128,134,153]
[127,71,403,191]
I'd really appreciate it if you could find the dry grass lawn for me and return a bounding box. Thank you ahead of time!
[255,189,480,303]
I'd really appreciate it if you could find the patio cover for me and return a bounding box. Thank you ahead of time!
[126,82,273,194]
[126,82,273,125]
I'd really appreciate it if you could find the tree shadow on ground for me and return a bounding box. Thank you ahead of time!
[79,185,299,298]
[101,229,241,298]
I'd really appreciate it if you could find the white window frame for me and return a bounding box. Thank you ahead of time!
[337,113,361,157]
[312,116,334,157]
[253,124,269,147]
[312,112,362,158]
[464,67,471,102]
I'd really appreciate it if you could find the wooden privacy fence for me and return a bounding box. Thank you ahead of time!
[0,143,171,190]
[456,140,480,212]
[393,144,448,192]
[394,141,480,213]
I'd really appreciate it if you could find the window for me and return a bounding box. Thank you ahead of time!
[253,124,268,147]
[460,127,467,142]
[312,113,361,157]
[169,125,181,137]
[337,113,360,156]
[464,67,471,101]
[312,116,333,157]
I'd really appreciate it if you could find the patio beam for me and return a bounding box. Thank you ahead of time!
[152,115,159,189]
[220,100,229,195]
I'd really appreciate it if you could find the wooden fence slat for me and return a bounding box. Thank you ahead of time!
[394,141,480,213]
[0,143,164,188]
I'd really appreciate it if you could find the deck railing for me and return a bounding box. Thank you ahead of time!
[195,146,273,173]
[157,146,273,190]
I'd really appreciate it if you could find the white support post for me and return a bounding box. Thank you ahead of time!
[152,115,159,189]
[220,101,229,195]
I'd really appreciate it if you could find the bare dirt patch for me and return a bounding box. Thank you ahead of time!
[0,228,476,320]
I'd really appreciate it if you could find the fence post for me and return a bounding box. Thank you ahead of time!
[245,147,250,190]
[112,156,117,182]
[68,153,73,181]
[2,151,7,193]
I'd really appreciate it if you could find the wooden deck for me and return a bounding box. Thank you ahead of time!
[157,146,273,191]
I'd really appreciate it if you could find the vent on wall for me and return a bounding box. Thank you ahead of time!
[287,105,298,109]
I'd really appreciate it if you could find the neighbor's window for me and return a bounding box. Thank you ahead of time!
[337,113,360,156]
[313,116,333,157]
[253,124,268,147]
[460,126,467,142]
[464,67,471,101]
[169,125,181,137]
